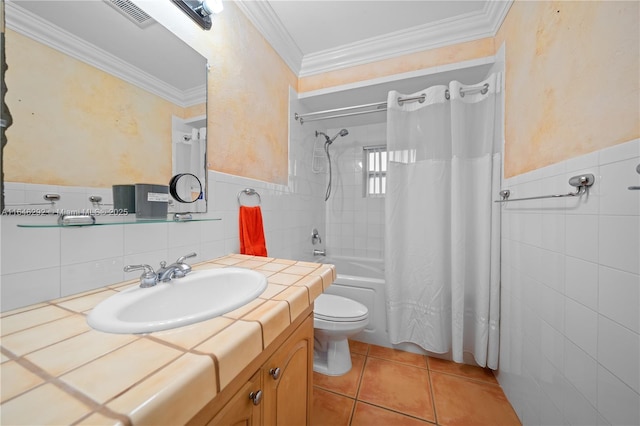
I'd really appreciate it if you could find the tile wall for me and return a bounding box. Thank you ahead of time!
[0,89,326,312]
[497,138,640,425]
[325,123,386,260]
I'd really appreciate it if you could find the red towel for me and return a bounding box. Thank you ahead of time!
[239,206,268,256]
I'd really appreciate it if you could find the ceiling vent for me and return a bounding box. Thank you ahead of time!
[104,0,156,29]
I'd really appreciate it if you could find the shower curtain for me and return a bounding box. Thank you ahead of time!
[385,73,501,369]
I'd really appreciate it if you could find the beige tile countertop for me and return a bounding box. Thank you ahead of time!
[0,254,335,425]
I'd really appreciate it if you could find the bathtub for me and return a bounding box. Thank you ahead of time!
[315,256,390,347]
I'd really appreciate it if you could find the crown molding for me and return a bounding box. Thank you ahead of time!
[234,0,303,75]
[300,1,512,76]
[4,1,205,107]
[235,0,512,78]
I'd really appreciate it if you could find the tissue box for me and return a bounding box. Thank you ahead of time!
[135,184,169,219]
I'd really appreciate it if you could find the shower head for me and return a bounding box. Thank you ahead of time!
[315,129,349,145]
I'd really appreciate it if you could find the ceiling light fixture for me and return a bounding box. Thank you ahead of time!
[172,0,223,30]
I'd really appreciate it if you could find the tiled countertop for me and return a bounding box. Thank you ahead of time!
[0,254,335,425]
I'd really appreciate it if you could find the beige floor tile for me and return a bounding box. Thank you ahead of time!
[358,357,435,422]
[431,372,520,426]
[313,353,365,398]
[312,388,354,426]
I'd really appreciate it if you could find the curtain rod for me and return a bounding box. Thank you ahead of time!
[294,83,490,125]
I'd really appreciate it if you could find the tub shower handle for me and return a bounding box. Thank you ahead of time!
[311,228,322,244]
[249,390,263,406]
[269,367,281,380]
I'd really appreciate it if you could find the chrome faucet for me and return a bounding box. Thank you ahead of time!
[124,252,197,287]
[157,252,197,282]
[313,249,326,256]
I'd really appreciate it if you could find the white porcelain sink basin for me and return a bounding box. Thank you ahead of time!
[87,267,267,334]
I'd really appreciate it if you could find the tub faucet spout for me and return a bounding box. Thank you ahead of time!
[313,249,326,256]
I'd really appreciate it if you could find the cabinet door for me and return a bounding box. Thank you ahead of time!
[263,315,314,425]
[207,372,263,426]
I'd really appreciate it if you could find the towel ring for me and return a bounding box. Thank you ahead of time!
[237,188,261,206]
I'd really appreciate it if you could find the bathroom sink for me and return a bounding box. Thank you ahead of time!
[87,267,268,334]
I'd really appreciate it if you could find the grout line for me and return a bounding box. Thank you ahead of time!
[427,367,439,425]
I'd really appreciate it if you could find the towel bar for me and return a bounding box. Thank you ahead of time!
[495,174,595,203]
[237,188,261,205]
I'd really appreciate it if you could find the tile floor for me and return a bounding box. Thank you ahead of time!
[312,340,521,426]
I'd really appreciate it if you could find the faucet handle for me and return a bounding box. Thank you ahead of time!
[123,264,158,288]
[176,252,197,264]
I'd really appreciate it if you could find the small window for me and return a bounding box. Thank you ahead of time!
[363,145,387,197]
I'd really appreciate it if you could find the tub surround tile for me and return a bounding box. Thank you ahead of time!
[0,255,333,425]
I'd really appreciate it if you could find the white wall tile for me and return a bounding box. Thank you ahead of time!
[597,365,640,426]
[564,339,598,406]
[1,268,61,311]
[565,297,598,359]
[60,225,124,265]
[124,223,168,256]
[598,215,639,274]
[60,257,124,297]
[597,315,640,393]
[1,217,61,275]
[565,214,599,263]
[564,256,599,310]
[599,158,640,216]
[598,266,640,333]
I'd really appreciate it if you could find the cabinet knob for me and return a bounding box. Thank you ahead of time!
[269,367,281,380]
[249,390,263,406]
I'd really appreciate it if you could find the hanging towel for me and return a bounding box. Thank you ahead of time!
[239,205,268,256]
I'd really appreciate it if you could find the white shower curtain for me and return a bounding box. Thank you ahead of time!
[385,73,501,369]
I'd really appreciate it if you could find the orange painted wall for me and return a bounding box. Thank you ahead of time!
[496,0,639,177]
[138,1,298,186]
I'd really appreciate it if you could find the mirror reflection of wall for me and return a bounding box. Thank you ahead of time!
[3,0,207,214]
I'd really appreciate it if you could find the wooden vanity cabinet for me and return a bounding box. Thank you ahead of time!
[189,310,314,426]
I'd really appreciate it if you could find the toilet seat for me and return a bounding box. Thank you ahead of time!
[314,294,368,322]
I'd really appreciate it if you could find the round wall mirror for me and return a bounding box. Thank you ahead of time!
[169,173,203,203]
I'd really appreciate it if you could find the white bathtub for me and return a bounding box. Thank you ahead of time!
[315,256,390,347]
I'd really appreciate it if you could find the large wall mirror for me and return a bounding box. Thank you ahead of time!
[3,0,207,214]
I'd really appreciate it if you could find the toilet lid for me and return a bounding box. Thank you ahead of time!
[314,294,368,322]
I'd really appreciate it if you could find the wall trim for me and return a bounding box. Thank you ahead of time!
[236,0,512,78]
[4,2,205,108]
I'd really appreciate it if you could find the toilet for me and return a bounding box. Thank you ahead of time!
[313,293,369,376]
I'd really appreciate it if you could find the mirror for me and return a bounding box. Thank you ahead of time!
[3,0,207,213]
